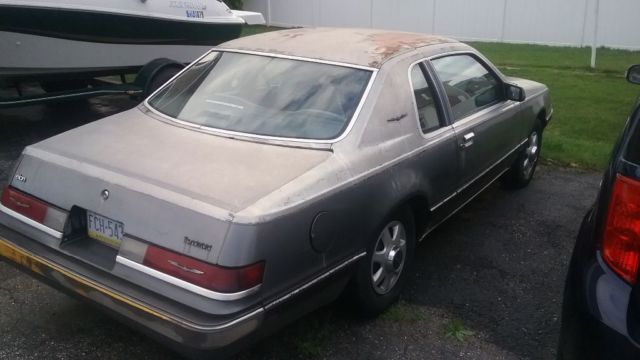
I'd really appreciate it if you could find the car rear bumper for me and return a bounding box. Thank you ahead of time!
[589,253,634,338]
[0,222,359,357]
[0,224,264,355]
[560,252,640,360]
[559,212,640,359]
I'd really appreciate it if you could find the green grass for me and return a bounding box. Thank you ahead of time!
[379,301,428,323]
[469,42,640,169]
[445,319,475,343]
[287,314,337,359]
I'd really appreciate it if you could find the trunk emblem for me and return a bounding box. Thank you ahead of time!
[14,174,26,183]
[184,236,213,252]
[101,189,110,200]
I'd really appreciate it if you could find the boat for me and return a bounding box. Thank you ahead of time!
[0,0,264,82]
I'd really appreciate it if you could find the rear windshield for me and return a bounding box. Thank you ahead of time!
[147,51,372,140]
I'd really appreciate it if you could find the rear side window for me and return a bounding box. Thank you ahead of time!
[431,54,503,121]
[410,65,443,133]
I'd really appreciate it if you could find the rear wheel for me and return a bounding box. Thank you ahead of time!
[349,207,416,316]
[502,119,543,189]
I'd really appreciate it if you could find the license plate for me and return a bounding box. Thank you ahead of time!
[87,211,124,249]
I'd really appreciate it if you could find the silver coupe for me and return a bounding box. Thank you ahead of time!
[0,28,552,357]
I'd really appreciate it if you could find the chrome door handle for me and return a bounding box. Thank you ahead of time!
[460,132,475,148]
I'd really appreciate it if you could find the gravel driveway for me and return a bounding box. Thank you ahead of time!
[0,96,601,359]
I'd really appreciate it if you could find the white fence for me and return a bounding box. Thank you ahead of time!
[243,0,640,50]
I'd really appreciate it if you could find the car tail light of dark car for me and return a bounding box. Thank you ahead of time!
[143,245,265,293]
[0,186,66,231]
[602,174,640,284]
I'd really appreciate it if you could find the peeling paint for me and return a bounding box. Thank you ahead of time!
[218,28,456,68]
[367,32,452,67]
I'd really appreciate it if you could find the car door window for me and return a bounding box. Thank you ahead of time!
[431,54,503,121]
[410,64,444,134]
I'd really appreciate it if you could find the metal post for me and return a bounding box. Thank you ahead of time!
[500,0,508,42]
[266,0,271,26]
[580,0,589,46]
[431,0,437,34]
[590,0,600,69]
[369,0,374,28]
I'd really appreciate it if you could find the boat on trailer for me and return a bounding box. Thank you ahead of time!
[0,0,263,82]
[0,0,264,107]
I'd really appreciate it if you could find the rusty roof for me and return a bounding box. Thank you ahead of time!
[217,27,458,68]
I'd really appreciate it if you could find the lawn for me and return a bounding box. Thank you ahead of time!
[241,26,640,170]
[470,42,640,169]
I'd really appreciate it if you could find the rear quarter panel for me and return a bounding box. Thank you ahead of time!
[219,48,463,302]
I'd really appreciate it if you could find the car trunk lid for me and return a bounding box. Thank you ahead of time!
[8,109,331,263]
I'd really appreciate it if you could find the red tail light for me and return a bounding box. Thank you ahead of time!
[1,186,48,223]
[602,175,640,284]
[143,245,264,293]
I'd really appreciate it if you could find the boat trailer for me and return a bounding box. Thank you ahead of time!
[0,58,184,108]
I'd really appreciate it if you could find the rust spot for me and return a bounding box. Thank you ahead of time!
[221,28,455,69]
[367,33,450,66]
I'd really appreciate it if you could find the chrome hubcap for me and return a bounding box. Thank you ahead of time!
[522,131,539,178]
[371,221,407,295]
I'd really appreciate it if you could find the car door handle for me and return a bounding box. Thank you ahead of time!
[460,132,475,148]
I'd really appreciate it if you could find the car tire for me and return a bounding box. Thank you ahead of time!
[348,206,416,317]
[502,119,543,189]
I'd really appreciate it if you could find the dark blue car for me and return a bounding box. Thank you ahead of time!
[558,65,640,360]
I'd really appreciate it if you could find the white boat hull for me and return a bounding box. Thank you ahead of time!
[0,31,213,77]
[0,0,264,80]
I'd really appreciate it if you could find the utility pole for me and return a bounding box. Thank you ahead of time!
[590,0,600,69]
[266,0,271,26]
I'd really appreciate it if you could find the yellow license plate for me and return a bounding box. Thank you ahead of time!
[87,211,124,249]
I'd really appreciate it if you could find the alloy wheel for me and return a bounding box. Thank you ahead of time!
[371,220,407,295]
[522,131,539,179]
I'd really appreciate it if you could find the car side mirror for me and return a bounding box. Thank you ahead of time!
[505,83,526,102]
[627,65,640,85]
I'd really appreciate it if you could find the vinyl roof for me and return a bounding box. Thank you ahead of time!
[218,27,458,68]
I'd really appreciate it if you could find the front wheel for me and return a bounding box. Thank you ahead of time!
[502,119,543,189]
[348,207,416,316]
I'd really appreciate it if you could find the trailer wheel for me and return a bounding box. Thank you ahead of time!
[144,65,183,97]
[134,58,185,99]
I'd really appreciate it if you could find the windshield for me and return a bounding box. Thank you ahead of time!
[147,51,372,140]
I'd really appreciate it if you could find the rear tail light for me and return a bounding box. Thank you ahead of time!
[602,174,640,284]
[143,245,264,293]
[0,186,66,231]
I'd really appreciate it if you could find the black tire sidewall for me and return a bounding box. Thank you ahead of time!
[503,119,543,189]
[144,66,183,98]
[351,207,416,316]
